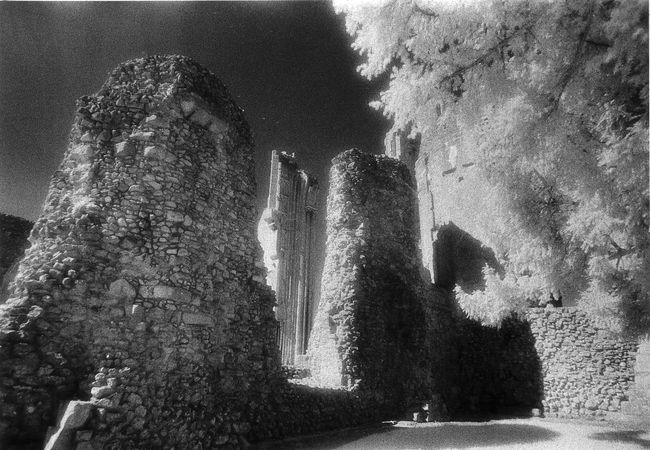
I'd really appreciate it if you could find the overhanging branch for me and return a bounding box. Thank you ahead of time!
[437,24,534,89]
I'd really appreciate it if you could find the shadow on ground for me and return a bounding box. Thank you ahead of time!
[590,430,650,449]
[256,422,560,449]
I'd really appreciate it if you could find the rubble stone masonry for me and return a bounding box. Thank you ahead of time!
[0,55,646,449]
[455,307,640,419]
[0,214,33,303]
[308,149,455,412]
[0,55,282,448]
[527,307,638,418]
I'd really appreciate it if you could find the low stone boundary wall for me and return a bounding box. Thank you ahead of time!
[455,307,639,419]
[528,307,638,418]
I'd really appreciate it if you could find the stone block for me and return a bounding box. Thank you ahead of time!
[143,145,167,160]
[91,385,116,399]
[69,144,93,162]
[189,107,213,127]
[44,401,94,450]
[182,312,214,327]
[209,118,228,134]
[145,114,169,128]
[165,211,184,222]
[151,284,191,303]
[129,131,154,141]
[180,99,196,116]
[109,278,136,301]
[114,141,135,158]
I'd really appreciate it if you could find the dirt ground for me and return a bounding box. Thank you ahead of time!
[256,417,650,449]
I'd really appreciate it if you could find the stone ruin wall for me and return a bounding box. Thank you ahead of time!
[0,55,284,448]
[528,307,638,418]
[628,338,650,418]
[0,213,33,302]
[258,150,319,366]
[385,130,646,420]
[308,149,456,415]
[456,308,639,419]
[293,146,644,424]
[1,54,646,449]
[0,57,454,450]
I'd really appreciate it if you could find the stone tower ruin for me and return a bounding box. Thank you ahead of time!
[0,55,282,448]
[258,151,319,366]
[307,149,453,408]
[2,54,644,449]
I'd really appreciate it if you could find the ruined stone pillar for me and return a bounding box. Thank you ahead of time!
[0,55,281,448]
[308,149,439,407]
[258,151,319,366]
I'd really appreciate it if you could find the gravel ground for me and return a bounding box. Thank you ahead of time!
[256,418,650,449]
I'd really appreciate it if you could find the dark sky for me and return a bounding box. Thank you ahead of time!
[0,1,388,222]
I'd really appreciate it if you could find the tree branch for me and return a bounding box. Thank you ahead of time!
[545,6,595,114]
[585,39,611,48]
[437,25,532,88]
[413,2,439,18]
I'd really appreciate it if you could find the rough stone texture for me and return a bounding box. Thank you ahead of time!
[384,132,647,421]
[2,54,646,449]
[0,213,33,303]
[621,337,650,419]
[0,55,282,448]
[527,307,639,419]
[308,149,454,412]
[43,400,94,450]
[258,150,319,366]
[455,307,639,419]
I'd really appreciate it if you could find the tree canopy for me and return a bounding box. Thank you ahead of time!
[335,0,649,335]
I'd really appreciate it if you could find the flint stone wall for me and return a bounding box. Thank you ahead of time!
[308,149,455,412]
[0,55,283,448]
[456,307,639,419]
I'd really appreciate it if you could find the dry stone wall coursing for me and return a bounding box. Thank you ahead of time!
[307,149,455,413]
[2,53,643,449]
[455,307,639,419]
[0,213,33,303]
[0,55,283,448]
[527,307,638,418]
[383,130,645,420]
[622,338,650,419]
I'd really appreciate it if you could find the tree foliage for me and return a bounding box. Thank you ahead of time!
[335,0,649,335]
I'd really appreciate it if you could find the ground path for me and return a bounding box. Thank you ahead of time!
[257,417,650,449]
